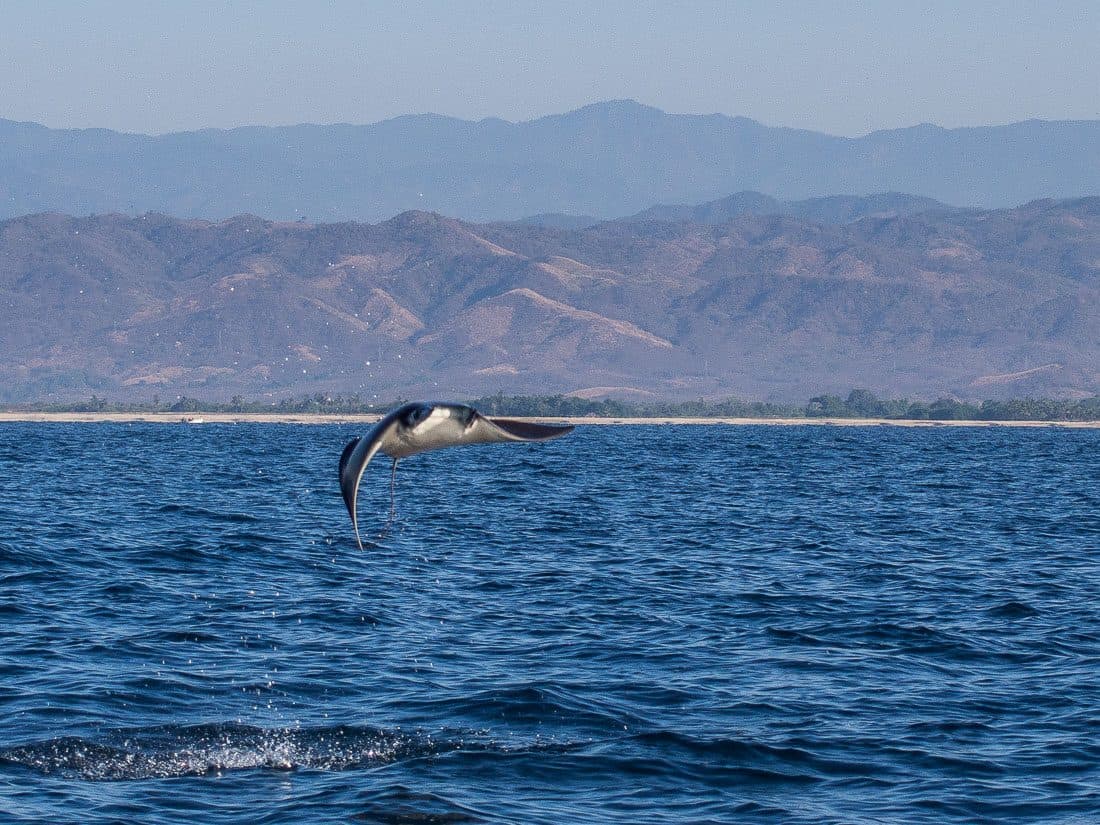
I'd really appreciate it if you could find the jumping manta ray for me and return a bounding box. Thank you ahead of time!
[338,402,574,548]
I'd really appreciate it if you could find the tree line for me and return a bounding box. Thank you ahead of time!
[11,390,1100,421]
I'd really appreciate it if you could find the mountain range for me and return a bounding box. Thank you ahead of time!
[2,196,1097,402]
[3,100,1100,222]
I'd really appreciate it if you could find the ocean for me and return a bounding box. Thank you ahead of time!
[1,422,1098,823]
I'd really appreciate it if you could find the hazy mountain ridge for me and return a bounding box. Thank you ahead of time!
[3,101,1100,222]
[623,191,952,225]
[1,196,1098,402]
[510,191,953,230]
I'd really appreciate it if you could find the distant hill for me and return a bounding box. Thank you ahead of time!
[623,191,952,225]
[513,213,599,230]
[2,101,1100,221]
[1,199,1098,402]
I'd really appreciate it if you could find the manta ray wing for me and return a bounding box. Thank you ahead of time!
[338,436,361,491]
[339,412,401,549]
[471,414,575,444]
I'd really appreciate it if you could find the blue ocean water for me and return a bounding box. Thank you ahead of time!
[1,422,1098,823]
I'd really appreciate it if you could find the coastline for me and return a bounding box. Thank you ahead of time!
[0,411,1098,428]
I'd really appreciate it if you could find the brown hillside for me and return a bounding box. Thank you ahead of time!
[1,200,1098,401]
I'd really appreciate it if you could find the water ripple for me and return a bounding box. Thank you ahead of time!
[0,423,1099,823]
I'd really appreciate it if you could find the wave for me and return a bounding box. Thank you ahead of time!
[0,722,445,781]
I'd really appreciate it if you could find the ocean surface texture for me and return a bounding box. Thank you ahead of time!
[1,423,1098,824]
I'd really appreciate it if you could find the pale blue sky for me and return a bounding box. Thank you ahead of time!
[2,0,1097,135]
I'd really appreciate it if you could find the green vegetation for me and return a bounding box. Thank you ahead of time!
[476,391,1100,420]
[6,389,1100,421]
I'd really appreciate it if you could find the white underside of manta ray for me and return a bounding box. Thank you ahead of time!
[338,401,574,548]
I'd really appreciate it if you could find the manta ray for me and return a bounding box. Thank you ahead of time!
[338,402,573,548]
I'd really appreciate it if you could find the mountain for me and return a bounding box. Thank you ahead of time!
[624,191,951,225]
[2,101,1100,222]
[513,213,599,230]
[1,199,1098,402]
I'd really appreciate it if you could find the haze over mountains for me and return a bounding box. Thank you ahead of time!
[4,100,1100,222]
[529,191,952,230]
[2,197,1097,403]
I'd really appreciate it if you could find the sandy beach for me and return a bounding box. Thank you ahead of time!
[0,411,1097,427]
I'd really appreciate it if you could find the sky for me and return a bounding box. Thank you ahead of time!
[1,0,1097,136]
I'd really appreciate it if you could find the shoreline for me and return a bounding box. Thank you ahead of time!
[0,411,1098,428]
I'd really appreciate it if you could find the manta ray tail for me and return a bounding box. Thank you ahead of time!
[376,458,399,542]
